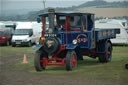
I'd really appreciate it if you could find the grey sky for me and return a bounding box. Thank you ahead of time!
[1,0,125,10]
[0,0,127,15]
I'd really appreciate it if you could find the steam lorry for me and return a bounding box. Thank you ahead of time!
[33,9,118,71]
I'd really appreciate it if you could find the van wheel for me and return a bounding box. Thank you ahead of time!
[12,45,16,47]
[66,50,77,71]
[28,41,32,47]
[99,42,112,63]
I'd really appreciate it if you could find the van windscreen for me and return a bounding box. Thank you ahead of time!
[14,29,32,35]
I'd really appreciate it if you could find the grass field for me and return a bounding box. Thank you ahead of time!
[0,46,128,85]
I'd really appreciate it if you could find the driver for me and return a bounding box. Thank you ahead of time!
[54,15,65,32]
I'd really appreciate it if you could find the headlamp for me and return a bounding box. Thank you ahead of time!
[72,39,77,44]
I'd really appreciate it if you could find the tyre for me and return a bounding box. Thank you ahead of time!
[99,42,112,63]
[66,50,77,71]
[34,50,47,71]
[28,41,32,47]
[12,45,16,47]
[125,64,128,69]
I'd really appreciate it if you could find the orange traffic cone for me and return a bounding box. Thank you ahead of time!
[23,54,27,63]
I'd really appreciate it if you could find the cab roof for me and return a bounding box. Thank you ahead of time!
[39,11,94,17]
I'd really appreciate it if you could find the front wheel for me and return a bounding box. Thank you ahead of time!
[12,45,16,47]
[66,50,77,71]
[34,50,47,71]
[28,41,32,47]
[98,42,112,63]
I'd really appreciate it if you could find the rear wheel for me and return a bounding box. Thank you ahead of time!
[99,42,112,63]
[34,50,47,71]
[66,50,77,71]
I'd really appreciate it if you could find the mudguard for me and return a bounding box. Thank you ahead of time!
[32,45,43,50]
[66,44,78,50]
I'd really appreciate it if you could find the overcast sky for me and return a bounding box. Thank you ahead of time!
[1,0,126,10]
[0,0,127,15]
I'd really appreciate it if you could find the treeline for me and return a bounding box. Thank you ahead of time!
[0,15,28,21]
[27,7,77,20]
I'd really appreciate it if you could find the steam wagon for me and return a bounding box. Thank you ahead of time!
[33,9,117,71]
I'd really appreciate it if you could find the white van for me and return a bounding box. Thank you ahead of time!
[11,22,42,46]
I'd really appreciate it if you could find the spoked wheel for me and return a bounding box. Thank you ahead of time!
[66,50,77,71]
[99,42,112,63]
[34,50,47,71]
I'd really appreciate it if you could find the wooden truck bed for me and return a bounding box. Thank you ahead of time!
[95,29,116,42]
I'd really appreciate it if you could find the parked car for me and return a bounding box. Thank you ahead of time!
[11,22,42,47]
[0,29,12,46]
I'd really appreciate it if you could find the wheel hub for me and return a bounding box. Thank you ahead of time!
[72,56,76,67]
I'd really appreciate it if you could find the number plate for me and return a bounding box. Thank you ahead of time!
[16,41,21,44]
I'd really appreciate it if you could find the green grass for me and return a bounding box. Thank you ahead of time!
[0,46,35,57]
[1,46,35,54]
[1,46,128,80]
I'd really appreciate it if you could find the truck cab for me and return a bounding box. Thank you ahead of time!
[34,9,116,71]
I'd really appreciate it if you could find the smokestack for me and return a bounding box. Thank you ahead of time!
[48,9,56,33]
